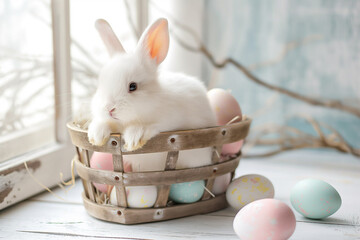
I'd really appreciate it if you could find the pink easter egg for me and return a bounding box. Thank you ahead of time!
[233,199,296,240]
[221,140,244,156]
[207,88,243,156]
[90,152,114,193]
[90,152,132,193]
[207,88,242,126]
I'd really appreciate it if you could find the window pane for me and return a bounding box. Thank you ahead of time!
[0,0,55,162]
[70,0,138,120]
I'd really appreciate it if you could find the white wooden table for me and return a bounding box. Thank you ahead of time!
[1,150,359,239]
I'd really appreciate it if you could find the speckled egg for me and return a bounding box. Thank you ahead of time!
[169,180,205,203]
[212,173,231,195]
[226,174,275,210]
[207,88,243,157]
[233,199,296,240]
[110,185,157,208]
[290,178,341,219]
[90,152,132,193]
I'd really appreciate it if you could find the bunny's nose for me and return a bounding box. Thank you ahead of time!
[109,108,115,117]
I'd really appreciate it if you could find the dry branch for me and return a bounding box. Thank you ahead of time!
[172,34,360,118]
[243,117,360,158]
[149,0,360,118]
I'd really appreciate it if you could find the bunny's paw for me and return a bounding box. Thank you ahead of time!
[88,120,111,146]
[123,125,158,151]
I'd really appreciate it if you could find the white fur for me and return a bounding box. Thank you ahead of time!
[88,19,216,171]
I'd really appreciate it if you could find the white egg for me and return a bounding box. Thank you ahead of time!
[212,173,231,195]
[110,185,157,208]
[226,174,274,210]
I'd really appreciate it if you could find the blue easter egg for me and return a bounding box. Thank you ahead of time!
[291,179,342,219]
[169,180,205,203]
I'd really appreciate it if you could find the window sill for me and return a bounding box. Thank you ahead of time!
[0,142,74,210]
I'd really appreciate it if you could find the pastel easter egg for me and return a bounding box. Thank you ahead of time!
[290,179,341,219]
[221,140,244,156]
[207,88,243,156]
[207,88,242,126]
[90,152,132,193]
[226,174,274,210]
[169,180,205,204]
[234,199,296,240]
[110,185,157,208]
[90,152,113,193]
[212,173,231,195]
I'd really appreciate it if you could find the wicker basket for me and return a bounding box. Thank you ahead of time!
[67,118,251,224]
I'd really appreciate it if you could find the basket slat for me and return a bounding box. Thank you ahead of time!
[165,151,179,169]
[112,154,128,207]
[67,119,251,154]
[81,192,228,224]
[202,146,222,200]
[154,151,179,207]
[202,178,215,200]
[75,155,240,186]
[76,147,90,199]
[79,148,96,202]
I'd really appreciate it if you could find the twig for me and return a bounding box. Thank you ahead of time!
[243,117,360,158]
[198,44,360,118]
[159,9,360,118]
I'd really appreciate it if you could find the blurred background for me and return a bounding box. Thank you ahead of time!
[1,0,359,162]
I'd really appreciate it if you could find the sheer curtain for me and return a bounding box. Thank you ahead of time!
[149,0,204,80]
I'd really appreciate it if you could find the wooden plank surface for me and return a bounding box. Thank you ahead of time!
[1,150,359,239]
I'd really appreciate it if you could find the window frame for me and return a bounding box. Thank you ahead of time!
[0,0,149,211]
[0,0,74,210]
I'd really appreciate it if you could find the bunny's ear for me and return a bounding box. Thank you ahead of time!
[138,18,169,65]
[95,19,125,56]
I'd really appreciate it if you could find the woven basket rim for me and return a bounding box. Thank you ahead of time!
[67,118,251,135]
[67,118,251,154]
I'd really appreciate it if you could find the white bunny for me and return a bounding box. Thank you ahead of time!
[88,18,216,171]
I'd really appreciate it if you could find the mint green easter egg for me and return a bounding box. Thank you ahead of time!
[290,179,341,219]
[169,180,205,204]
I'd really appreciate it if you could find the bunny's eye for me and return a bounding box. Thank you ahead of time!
[128,82,137,92]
